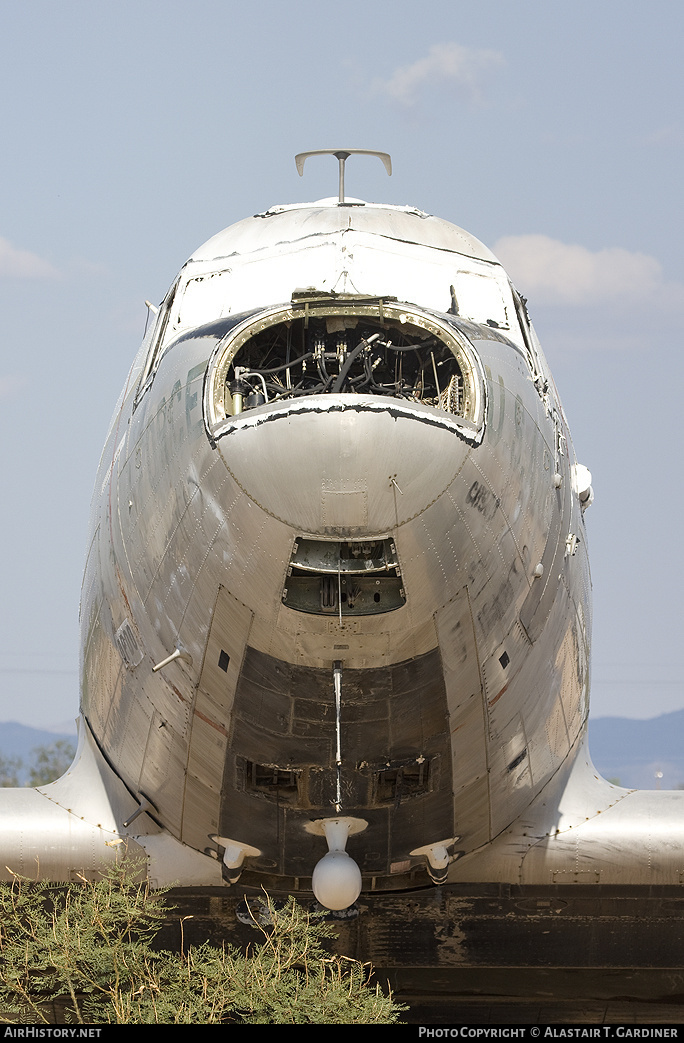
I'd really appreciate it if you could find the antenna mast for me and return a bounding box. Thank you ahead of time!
[295,148,392,204]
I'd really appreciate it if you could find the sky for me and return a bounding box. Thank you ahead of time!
[0,0,682,730]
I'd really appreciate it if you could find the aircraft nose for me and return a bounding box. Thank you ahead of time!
[213,400,474,533]
[203,299,486,532]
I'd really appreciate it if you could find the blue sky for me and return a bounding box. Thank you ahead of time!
[0,0,682,728]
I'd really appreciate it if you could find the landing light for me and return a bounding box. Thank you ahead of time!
[312,850,362,911]
[308,817,367,911]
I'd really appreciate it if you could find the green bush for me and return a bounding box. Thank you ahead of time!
[0,861,404,1024]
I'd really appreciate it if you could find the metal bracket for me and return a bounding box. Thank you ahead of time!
[152,646,193,673]
[123,795,156,829]
[295,149,392,204]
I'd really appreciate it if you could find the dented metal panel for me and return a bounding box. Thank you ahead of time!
[182,587,253,850]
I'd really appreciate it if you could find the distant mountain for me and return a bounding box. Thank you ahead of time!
[0,713,682,792]
[0,722,77,763]
[587,709,684,790]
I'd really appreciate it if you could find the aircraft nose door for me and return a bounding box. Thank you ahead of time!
[202,301,487,533]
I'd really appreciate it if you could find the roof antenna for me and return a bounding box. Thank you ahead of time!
[295,149,392,205]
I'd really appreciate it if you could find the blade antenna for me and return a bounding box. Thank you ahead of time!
[295,148,392,204]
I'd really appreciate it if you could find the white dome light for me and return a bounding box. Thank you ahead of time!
[307,816,367,911]
[312,850,362,910]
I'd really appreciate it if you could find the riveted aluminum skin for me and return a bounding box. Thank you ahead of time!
[0,190,681,899]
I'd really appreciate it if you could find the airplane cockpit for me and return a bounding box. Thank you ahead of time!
[133,154,548,421]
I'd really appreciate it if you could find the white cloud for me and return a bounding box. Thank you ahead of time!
[372,42,504,108]
[492,234,672,306]
[0,236,58,279]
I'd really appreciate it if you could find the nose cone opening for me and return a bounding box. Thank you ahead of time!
[205,296,485,435]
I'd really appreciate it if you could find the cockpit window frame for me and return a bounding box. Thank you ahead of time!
[509,281,547,389]
[133,278,180,408]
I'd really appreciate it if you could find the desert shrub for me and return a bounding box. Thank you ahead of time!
[0,862,404,1025]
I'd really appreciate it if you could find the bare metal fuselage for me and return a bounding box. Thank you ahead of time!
[2,194,682,898]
